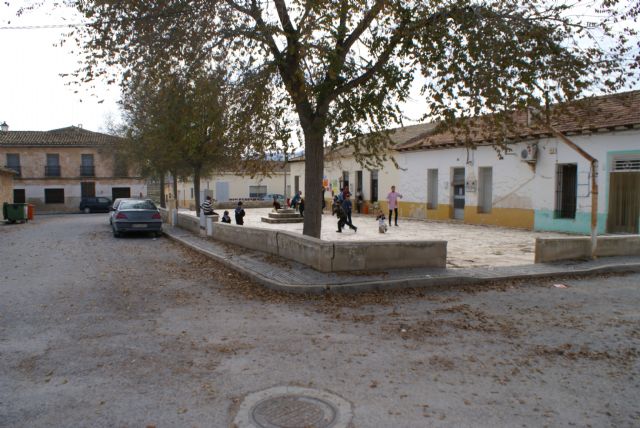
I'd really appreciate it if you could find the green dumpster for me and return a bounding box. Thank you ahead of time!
[3,202,28,223]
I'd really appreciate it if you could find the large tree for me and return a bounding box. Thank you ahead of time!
[66,0,638,238]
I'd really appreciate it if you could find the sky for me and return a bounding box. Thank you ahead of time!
[0,1,431,136]
[0,3,120,133]
[0,2,637,135]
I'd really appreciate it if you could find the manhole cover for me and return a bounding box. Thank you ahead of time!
[251,395,336,427]
[234,386,352,428]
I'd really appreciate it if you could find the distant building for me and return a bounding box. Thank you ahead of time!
[0,125,147,212]
[166,162,290,210]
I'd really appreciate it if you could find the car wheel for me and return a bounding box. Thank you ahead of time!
[84,207,91,214]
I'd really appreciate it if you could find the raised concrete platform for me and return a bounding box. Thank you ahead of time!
[261,208,304,224]
[163,225,640,294]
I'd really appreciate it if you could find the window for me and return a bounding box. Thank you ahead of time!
[427,169,438,209]
[44,188,65,204]
[370,170,379,202]
[80,154,95,176]
[190,188,194,198]
[120,200,157,210]
[555,164,577,219]
[13,189,25,203]
[477,167,493,213]
[249,185,267,198]
[6,154,20,176]
[342,171,349,189]
[46,154,60,177]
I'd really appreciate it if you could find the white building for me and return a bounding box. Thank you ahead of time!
[394,91,640,234]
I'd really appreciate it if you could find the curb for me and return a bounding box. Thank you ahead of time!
[164,231,640,294]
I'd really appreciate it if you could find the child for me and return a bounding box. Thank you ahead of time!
[234,201,245,225]
[221,210,231,223]
[376,211,387,233]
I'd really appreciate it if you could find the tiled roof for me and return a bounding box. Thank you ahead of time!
[396,90,640,151]
[0,126,123,147]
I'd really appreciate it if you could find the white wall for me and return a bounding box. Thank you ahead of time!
[396,129,640,215]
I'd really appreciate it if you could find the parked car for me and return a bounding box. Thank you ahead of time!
[109,198,133,225]
[79,197,112,213]
[111,199,162,237]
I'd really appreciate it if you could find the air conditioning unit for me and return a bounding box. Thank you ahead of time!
[520,144,538,163]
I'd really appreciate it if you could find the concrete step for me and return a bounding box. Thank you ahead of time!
[261,217,305,224]
[268,212,302,219]
[276,208,297,214]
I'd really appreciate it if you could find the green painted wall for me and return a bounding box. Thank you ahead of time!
[534,210,608,235]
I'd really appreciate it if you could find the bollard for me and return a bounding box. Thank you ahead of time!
[206,216,214,236]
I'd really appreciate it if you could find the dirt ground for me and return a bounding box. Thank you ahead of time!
[1,214,639,427]
[184,207,569,268]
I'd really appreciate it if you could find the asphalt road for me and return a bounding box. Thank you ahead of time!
[1,214,639,427]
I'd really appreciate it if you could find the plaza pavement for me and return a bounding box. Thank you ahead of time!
[165,209,640,293]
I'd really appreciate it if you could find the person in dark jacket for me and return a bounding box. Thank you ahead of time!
[334,196,347,232]
[221,210,231,223]
[298,197,305,217]
[235,201,245,225]
[341,193,357,232]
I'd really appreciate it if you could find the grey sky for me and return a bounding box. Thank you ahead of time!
[0,3,120,132]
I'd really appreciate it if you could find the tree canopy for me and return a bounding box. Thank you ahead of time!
[61,0,638,237]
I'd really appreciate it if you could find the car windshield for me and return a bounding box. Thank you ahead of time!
[119,200,157,210]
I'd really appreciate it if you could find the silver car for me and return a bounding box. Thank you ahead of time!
[111,199,162,237]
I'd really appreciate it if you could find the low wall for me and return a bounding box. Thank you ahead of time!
[158,207,170,223]
[277,231,334,272]
[535,235,640,263]
[167,215,447,272]
[333,241,447,271]
[176,212,200,234]
[214,223,280,255]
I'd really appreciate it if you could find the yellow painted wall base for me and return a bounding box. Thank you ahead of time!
[464,206,534,230]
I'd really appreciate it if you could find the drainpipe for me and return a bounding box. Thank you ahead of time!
[529,108,599,258]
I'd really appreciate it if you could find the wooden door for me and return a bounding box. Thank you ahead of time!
[607,172,640,234]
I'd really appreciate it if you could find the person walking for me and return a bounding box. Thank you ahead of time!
[234,201,246,225]
[291,190,302,211]
[333,196,347,233]
[387,185,403,226]
[341,193,357,232]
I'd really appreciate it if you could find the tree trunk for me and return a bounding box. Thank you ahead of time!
[193,167,202,216]
[159,173,166,208]
[172,170,179,210]
[302,125,326,238]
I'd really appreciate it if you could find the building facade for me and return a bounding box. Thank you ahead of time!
[395,91,640,235]
[0,126,147,212]
[0,166,16,207]
[166,165,289,210]
[288,123,434,212]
